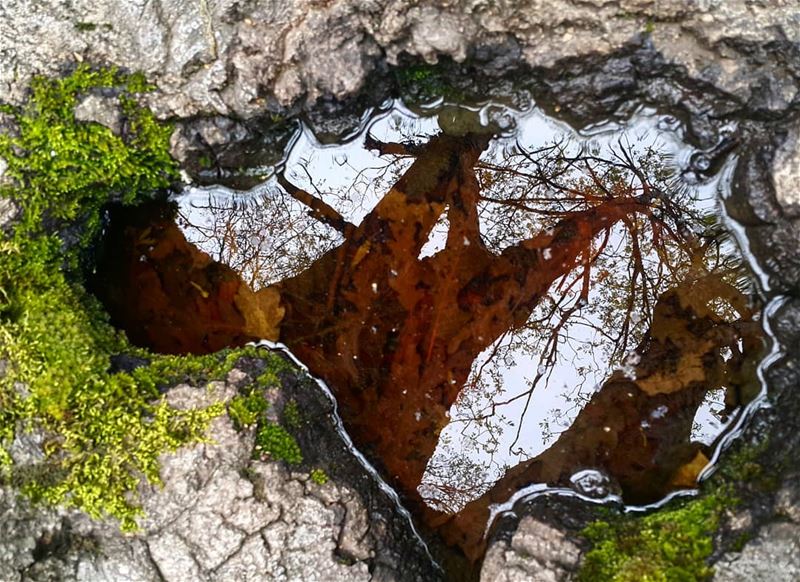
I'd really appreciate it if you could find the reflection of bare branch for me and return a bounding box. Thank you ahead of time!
[276,172,356,235]
[365,133,425,157]
[103,119,760,570]
[434,273,762,561]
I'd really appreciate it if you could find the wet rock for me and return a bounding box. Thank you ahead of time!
[772,126,800,217]
[771,299,800,348]
[746,221,800,295]
[170,116,251,164]
[73,93,123,135]
[725,134,800,295]
[0,366,436,582]
[108,354,151,375]
[1,1,798,118]
[479,516,581,582]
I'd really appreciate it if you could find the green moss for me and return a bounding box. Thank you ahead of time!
[714,439,779,492]
[255,422,303,465]
[0,255,247,530]
[310,468,329,485]
[394,63,466,104]
[74,22,97,32]
[0,65,284,530]
[578,491,732,582]
[197,155,213,169]
[256,365,282,388]
[578,434,783,580]
[729,531,752,553]
[0,64,175,247]
[283,398,302,429]
[229,391,270,429]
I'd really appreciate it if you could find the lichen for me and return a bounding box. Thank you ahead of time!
[0,65,284,531]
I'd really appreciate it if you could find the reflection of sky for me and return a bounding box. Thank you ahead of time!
[174,99,743,512]
[421,110,741,510]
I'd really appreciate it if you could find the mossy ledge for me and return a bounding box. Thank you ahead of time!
[576,435,781,582]
[0,65,288,531]
[577,490,730,582]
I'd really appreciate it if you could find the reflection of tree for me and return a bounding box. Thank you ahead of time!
[418,450,497,515]
[431,273,760,560]
[96,122,761,567]
[176,191,342,289]
[94,202,285,354]
[273,132,684,498]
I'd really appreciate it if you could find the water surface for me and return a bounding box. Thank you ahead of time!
[93,99,763,568]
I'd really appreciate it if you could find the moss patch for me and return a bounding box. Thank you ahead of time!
[394,62,468,105]
[0,65,284,530]
[310,468,329,485]
[0,65,175,245]
[283,398,302,429]
[714,438,780,493]
[255,422,303,465]
[578,490,732,582]
[229,390,270,429]
[227,370,305,466]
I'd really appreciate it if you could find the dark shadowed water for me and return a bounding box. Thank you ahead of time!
[92,98,764,574]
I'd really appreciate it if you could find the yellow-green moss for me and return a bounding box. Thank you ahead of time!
[229,391,270,429]
[0,65,285,530]
[0,64,176,244]
[310,468,329,485]
[578,490,732,582]
[255,422,303,465]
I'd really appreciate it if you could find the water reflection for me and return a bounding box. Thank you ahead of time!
[93,101,762,566]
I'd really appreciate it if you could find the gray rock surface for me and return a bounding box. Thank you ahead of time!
[714,522,800,582]
[712,473,800,582]
[773,128,800,217]
[0,197,18,232]
[73,94,124,135]
[479,516,581,582]
[0,372,416,582]
[714,519,800,580]
[1,1,798,118]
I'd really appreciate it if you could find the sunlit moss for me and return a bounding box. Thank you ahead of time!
[229,391,270,429]
[310,468,329,485]
[255,422,303,465]
[0,64,175,246]
[0,65,286,530]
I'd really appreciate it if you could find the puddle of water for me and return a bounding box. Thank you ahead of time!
[92,98,764,569]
